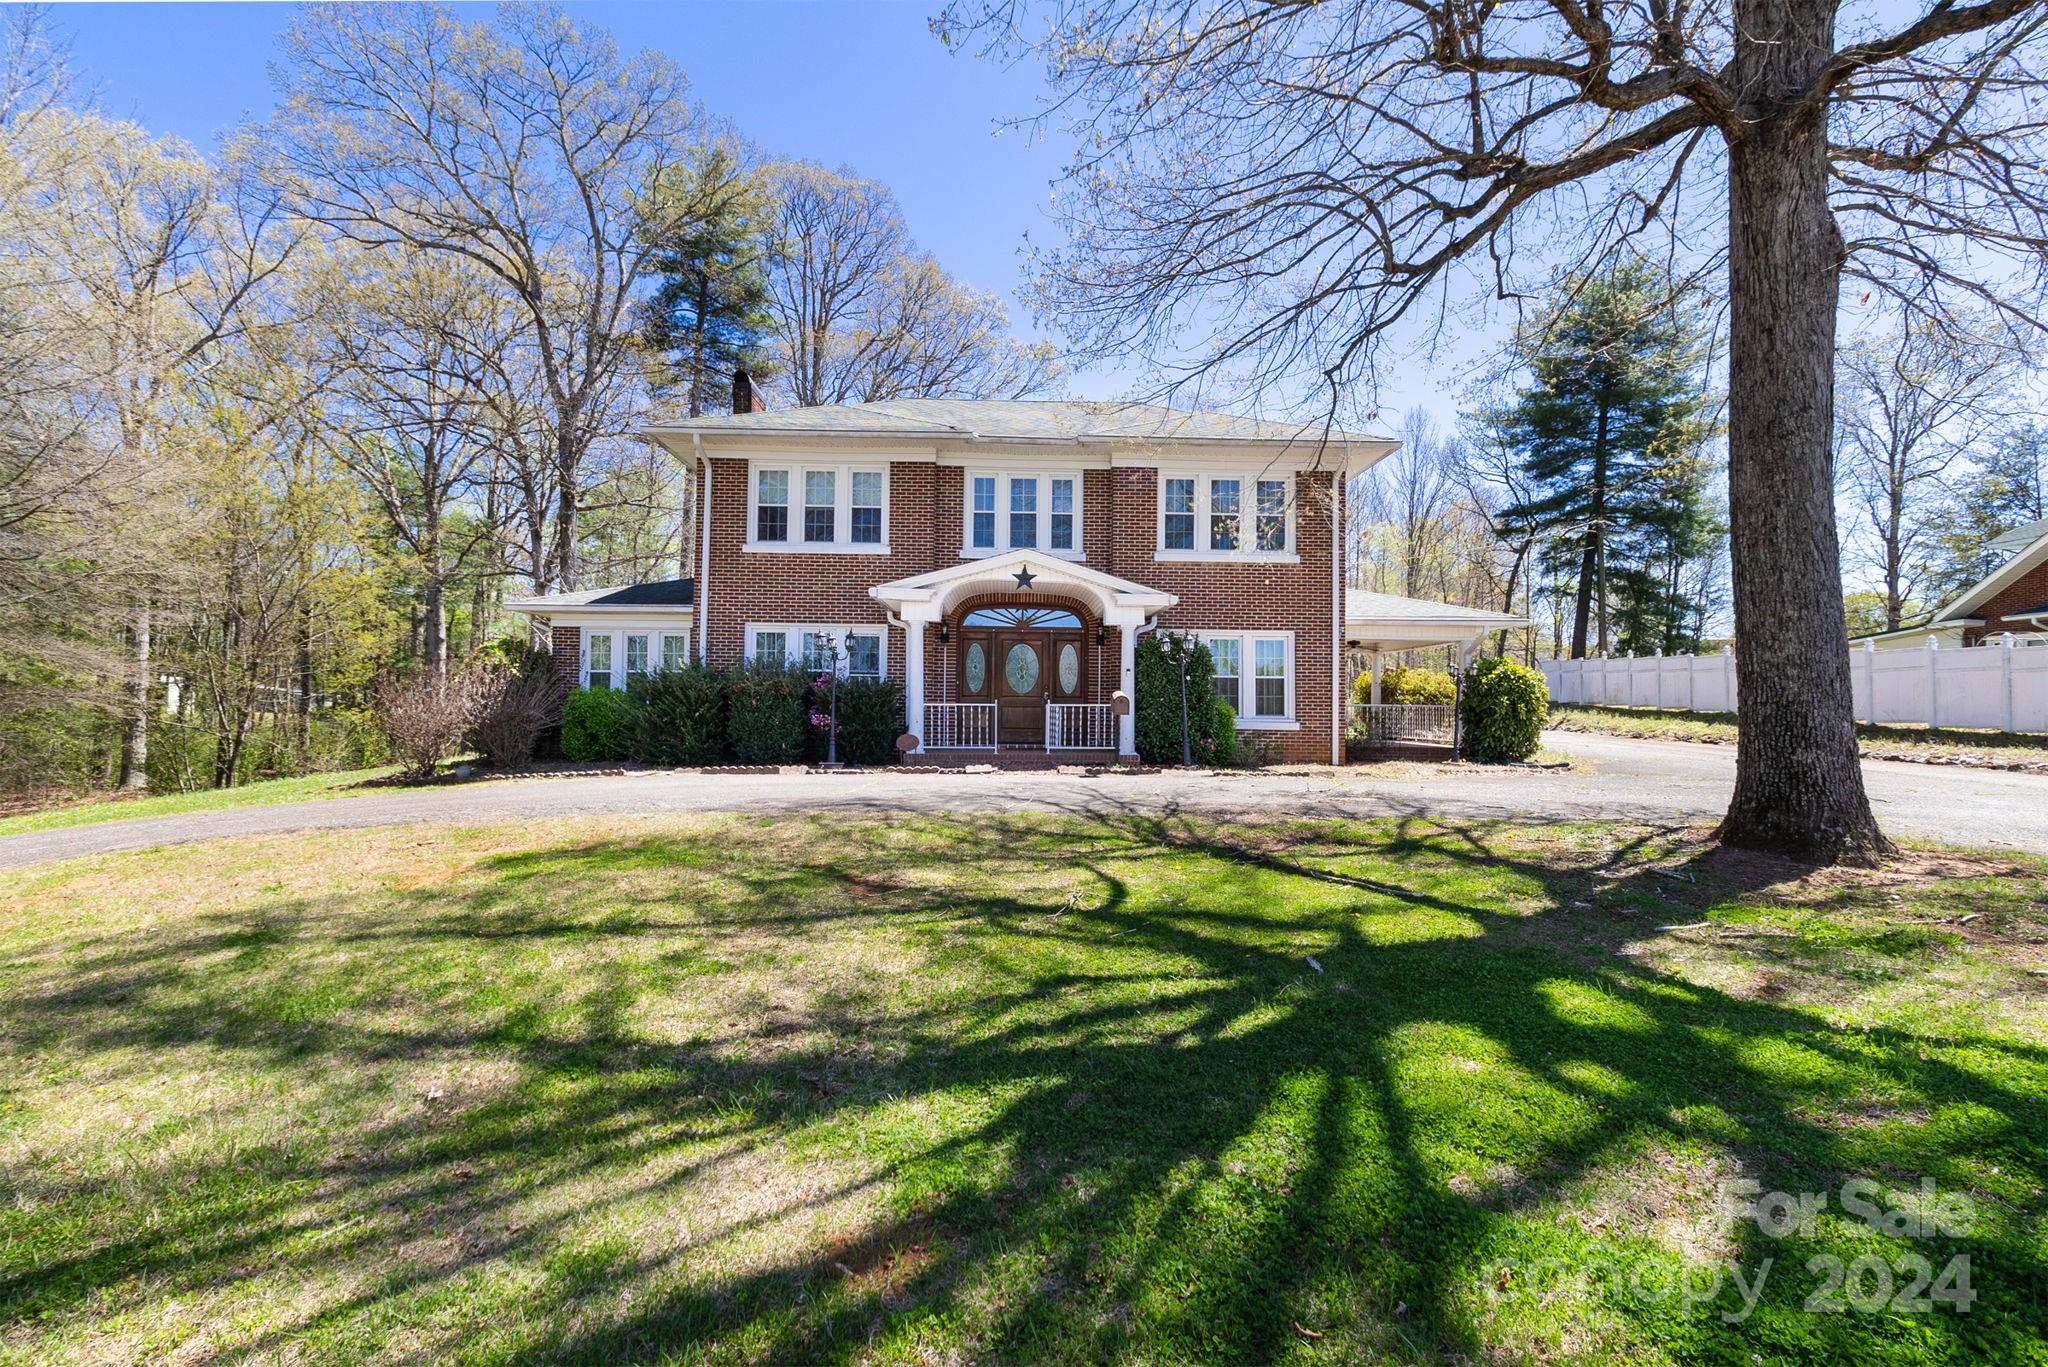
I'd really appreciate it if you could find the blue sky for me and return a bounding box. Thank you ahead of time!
[49,0,1476,423]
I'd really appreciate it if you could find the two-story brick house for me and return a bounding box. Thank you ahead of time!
[511,386,1524,765]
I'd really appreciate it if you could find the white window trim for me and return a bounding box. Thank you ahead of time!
[744,622,890,679]
[962,471,1085,560]
[1194,629,1299,728]
[578,625,694,689]
[1156,470,1299,563]
[745,461,891,554]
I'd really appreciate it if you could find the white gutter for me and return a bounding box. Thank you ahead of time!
[1331,474,1344,766]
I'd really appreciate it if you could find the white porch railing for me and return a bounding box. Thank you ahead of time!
[1046,702,1118,749]
[1347,703,1457,747]
[924,702,997,749]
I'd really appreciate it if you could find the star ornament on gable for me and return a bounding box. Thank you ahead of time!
[1013,565,1037,591]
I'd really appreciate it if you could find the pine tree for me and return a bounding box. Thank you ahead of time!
[1496,264,1717,658]
[640,143,775,417]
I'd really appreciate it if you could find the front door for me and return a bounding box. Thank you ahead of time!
[995,632,1046,746]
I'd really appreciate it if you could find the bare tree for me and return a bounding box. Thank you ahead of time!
[765,162,1058,405]
[1836,313,2020,631]
[942,0,2048,862]
[315,250,508,681]
[269,2,698,590]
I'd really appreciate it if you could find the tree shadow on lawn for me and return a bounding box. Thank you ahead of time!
[2,807,2044,1364]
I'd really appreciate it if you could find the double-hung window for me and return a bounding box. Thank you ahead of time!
[1208,637,1241,712]
[748,462,888,552]
[1159,471,1297,558]
[963,472,1084,557]
[850,471,884,545]
[1050,478,1076,551]
[1208,478,1240,551]
[1253,639,1287,718]
[624,633,650,687]
[1197,632,1294,725]
[755,469,788,543]
[970,476,997,549]
[660,633,689,671]
[585,632,613,690]
[803,470,836,543]
[1255,479,1288,552]
[1162,478,1195,550]
[1008,477,1038,548]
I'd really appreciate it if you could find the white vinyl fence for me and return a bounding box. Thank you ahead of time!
[1540,637,2048,734]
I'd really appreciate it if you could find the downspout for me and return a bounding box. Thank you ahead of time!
[694,434,712,665]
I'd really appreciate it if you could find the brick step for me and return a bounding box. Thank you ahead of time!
[910,748,1126,771]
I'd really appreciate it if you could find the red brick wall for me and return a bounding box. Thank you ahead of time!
[697,454,1342,762]
[550,625,580,691]
[1964,556,2048,644]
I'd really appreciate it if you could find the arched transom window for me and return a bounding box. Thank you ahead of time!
[961,606,1084,630]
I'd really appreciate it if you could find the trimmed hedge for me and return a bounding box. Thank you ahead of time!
[1206,698,1238,767]
[561,687,636,762]
[1134,632,1218,765]
[1460,657,1549,762]
[811,676,903,766]
[632,666,726,766]
[726,664,810,764]
[1352,663,1457,707]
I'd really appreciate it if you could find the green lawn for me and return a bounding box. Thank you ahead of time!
[1549,702,2048,766]
[2,814,2043,1364]
[0,765,404,838]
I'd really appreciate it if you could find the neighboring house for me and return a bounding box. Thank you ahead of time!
[1856,518,2048,649]
[510,382,1525,764]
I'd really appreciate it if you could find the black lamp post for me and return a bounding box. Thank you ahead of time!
[822,631,843,768]
[1177,634,1193,767]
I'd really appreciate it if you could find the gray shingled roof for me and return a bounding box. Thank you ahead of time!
[649,399,1388,446]
[507,579,695,612]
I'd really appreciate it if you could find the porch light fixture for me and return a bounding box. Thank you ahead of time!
[938,622,949,643]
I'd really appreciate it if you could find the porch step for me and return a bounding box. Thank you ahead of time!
[911,748,1126,771]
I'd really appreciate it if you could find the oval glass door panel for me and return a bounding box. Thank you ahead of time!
[1004,642,1040,693]
[963,642,986,692]
[1057,643,1080,693]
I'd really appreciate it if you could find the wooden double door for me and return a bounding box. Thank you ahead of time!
[959,628,1088,746]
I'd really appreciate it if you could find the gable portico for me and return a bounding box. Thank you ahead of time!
[869,549,1176,757]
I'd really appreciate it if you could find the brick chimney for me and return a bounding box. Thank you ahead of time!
[732,367,762,415]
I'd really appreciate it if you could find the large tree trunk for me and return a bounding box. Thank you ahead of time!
[118,595,151,790]
[1717,0,1889,864]
[553,419,580,591]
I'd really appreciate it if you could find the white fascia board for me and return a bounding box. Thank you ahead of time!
[1927,531,2048,621]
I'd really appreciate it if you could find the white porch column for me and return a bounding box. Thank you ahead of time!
[1369,651,1383,705]
[903,616,927,753]
[1117,620,1139,757]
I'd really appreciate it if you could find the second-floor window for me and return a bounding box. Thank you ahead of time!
[748,462,888,552]
[965,472,1083,557]
[1158,471,1296,558]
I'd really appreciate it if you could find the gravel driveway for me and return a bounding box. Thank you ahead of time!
[2,731,2042,871]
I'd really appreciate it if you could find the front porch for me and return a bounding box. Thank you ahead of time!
[868,550,1175,760]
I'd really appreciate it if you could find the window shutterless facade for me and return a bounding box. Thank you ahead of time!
[1195,630,1296,726]
[746,462,889,553]
[581,626,691,689]
[745,623,888,680]
[1157,470,1297,560]
[964,471,1084,557]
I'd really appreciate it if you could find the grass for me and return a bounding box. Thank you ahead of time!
[2,813,2045,1364]
[0,765,405,838]
[1549,702,2048,766]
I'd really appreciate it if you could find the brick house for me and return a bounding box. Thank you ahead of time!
[511,387,1524,764]
[1856,517,2048,649]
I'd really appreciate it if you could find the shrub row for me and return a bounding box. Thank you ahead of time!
[561,665,904,767]
[1133,631,1240,766]
[1350,662,1457,707]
